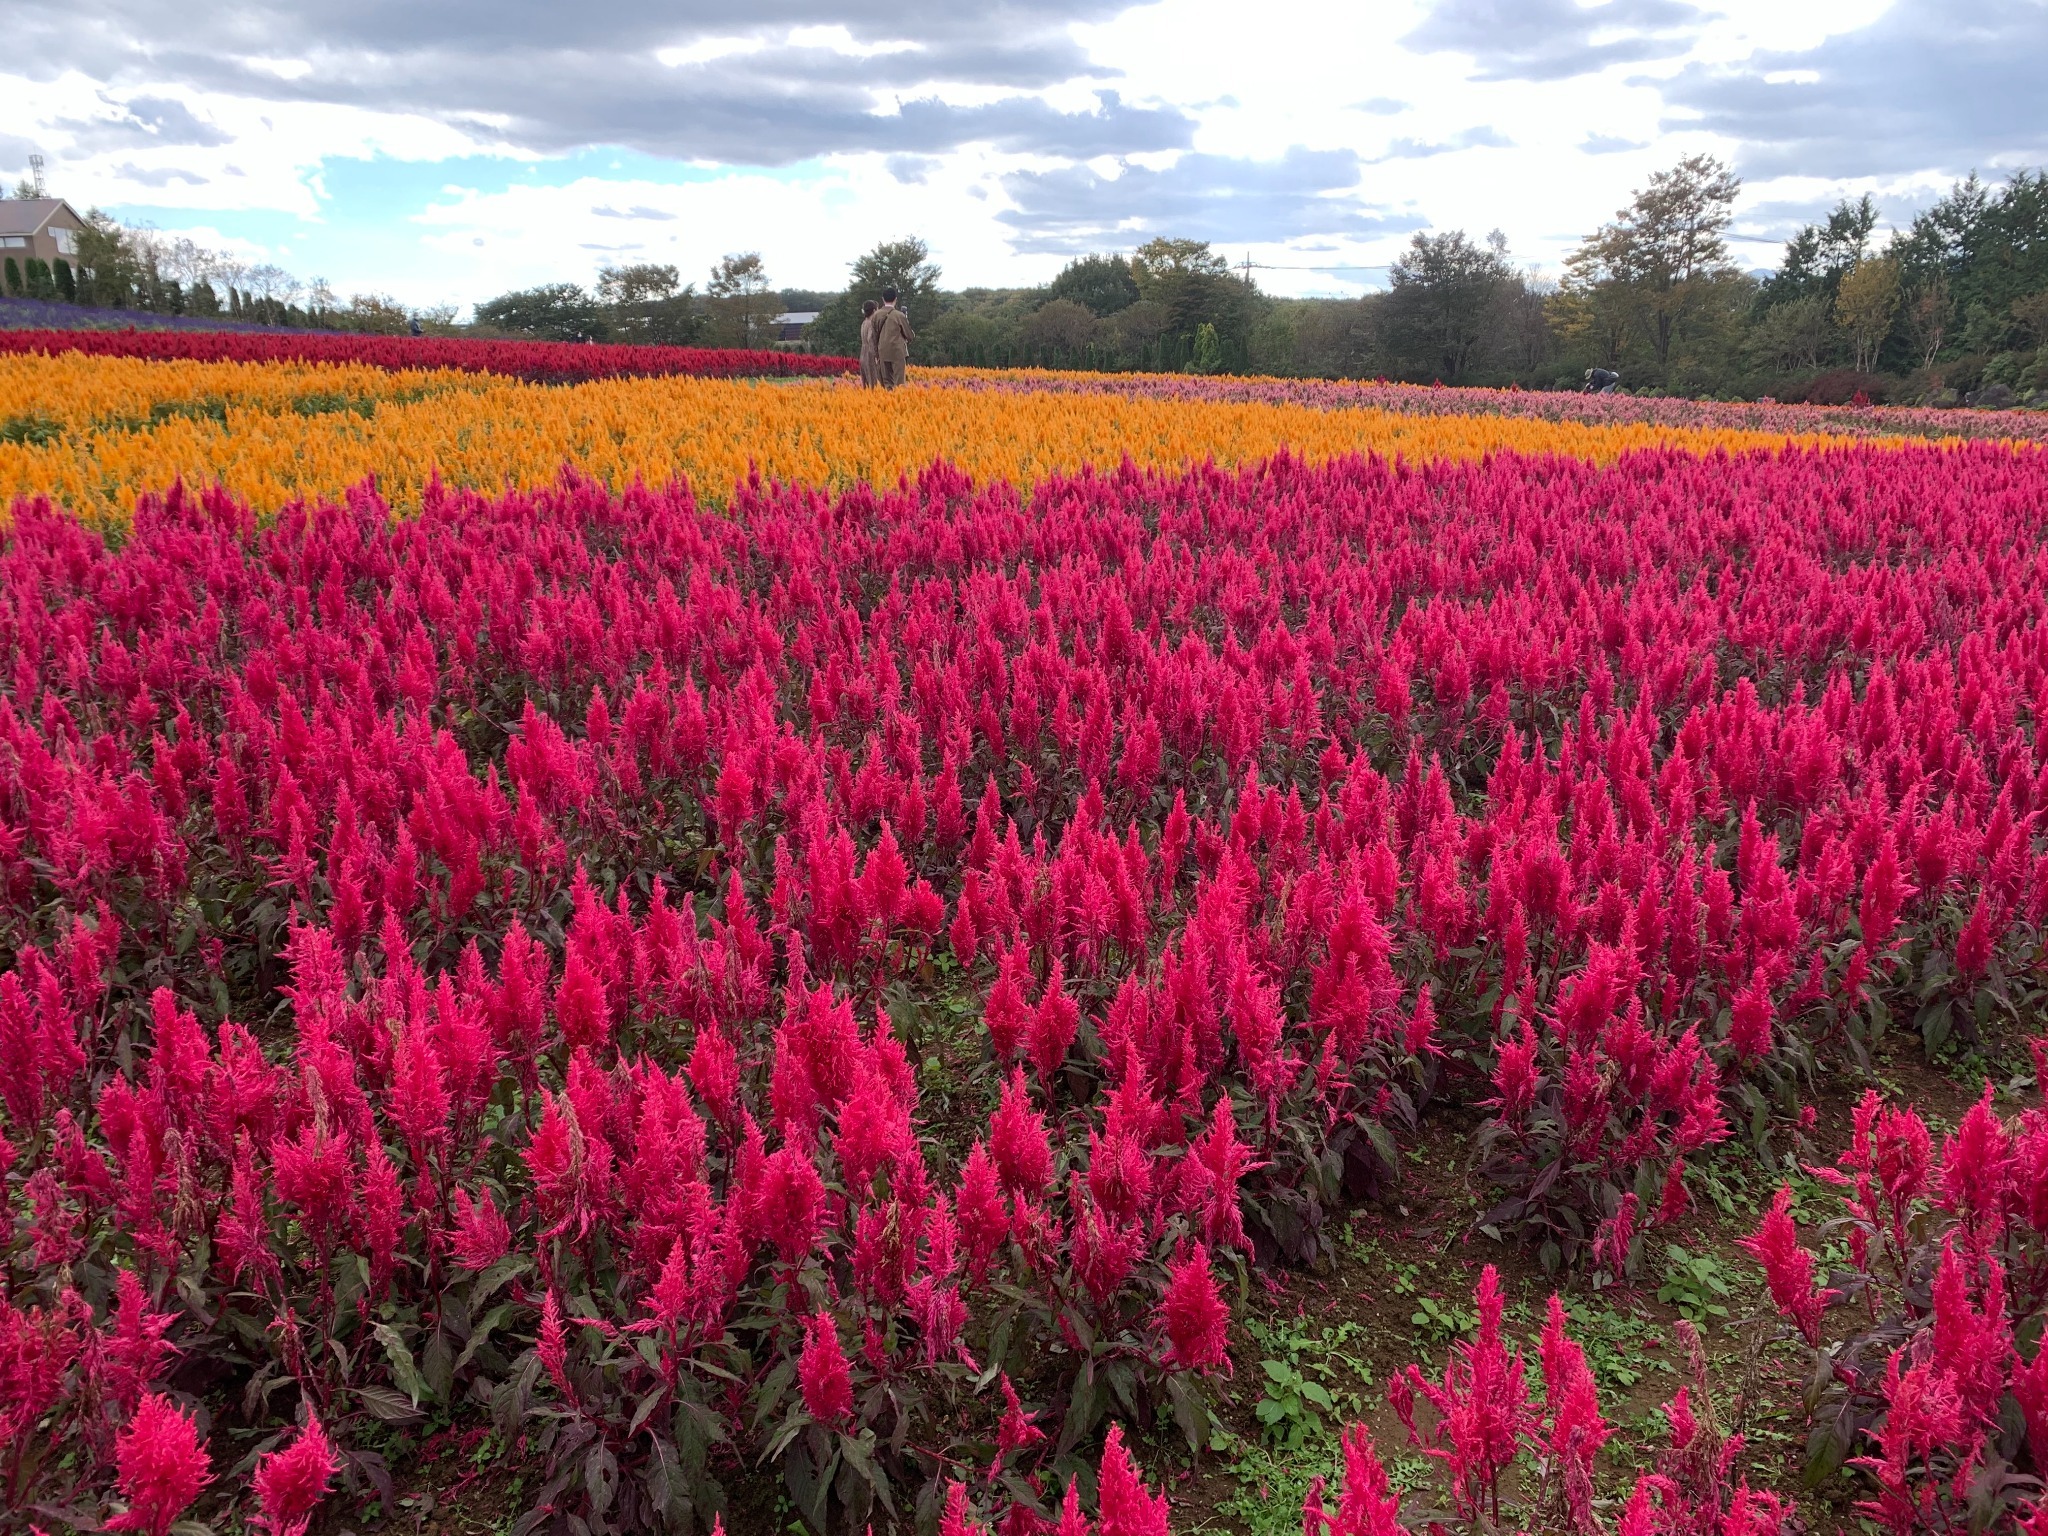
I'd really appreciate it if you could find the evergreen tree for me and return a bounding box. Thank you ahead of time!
[1758,195,1877,311]
[1046,254,1140,317]
[74,212,143,309]
[24,257,54,299]
[1893,171,2048,354]
[1129,238,1259,355]
[53,258,76,302]
[1382,230,1516,382]
[3,257,20,296]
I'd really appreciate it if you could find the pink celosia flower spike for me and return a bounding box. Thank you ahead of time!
[1739,1186,1834,1347]
[1096,1425,1170,1536]
[799,1310,854,1426]
[106,1393,212,1536]
[1157,1243,1231,1374]
[251,1412,341,1536]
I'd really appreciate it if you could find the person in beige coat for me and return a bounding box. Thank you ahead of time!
[858,299,880,387]
[873,287,913,388]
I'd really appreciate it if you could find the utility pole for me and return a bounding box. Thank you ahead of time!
[29,154,46,197]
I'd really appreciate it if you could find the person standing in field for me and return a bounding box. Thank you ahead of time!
[873,287,913,388]
[858,299,880,387]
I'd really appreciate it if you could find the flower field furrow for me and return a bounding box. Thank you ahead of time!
[2,355,1876,525]
[1,351,485,434]
[0,325,855,382]
[5,431,2048,1532]
[936,366,2048,443]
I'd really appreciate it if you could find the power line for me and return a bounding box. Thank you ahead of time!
[1244,261,1391,272]
[1234,233,1787,278]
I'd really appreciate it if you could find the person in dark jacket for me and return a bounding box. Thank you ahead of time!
[873,287,913,388]
[858,299,880,388]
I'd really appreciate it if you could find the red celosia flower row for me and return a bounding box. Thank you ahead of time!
[1746,1066,2048,1533]
[2,438,2047,1528]
[0,326,856,383]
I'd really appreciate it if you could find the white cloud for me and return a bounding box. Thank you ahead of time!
[655,37,767,69]
[0,0,2034,307]
[784,25,922,58]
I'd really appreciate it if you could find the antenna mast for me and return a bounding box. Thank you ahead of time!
[29,154,47,197]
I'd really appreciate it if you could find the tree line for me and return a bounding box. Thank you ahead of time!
[472,158,2047,402]
[12,158,2045,402]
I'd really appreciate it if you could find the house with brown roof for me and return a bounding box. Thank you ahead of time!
[0,198,89,269]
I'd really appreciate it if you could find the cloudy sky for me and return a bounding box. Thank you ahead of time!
[5,0,2044,309]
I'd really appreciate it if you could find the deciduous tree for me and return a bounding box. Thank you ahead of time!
[1562,155,1742,374]
[1021,297,1098,355]
[599,263,703,345]
[707,252,775,347]
[1834,256,1903,372]
[473,282,606,342]
[807,237,943,356]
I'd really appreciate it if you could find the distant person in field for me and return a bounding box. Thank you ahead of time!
[1584,367,1620,395]
[873,287,913,388]
[858,299,880,388]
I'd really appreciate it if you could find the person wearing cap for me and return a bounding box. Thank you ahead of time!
[873,287,914,388]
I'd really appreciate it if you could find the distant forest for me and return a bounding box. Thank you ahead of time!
[9,157,2046,403]
[467,158,2048,404]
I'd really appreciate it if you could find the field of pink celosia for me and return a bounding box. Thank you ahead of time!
[7,407,2048,1536]
[938,367,2048,444]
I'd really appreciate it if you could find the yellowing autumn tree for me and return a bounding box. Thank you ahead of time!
[1835,256,1902,372]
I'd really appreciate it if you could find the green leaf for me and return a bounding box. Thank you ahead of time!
[1164,1371,1209,1456]
[753,1359,795,1430]
[455,1302,518,1373]
[631,1386,669,1436]
[475,1252,533,1305]
[424,1328,456,1401]
[373,1322,430,1405]
[1059,1363,1101,1457]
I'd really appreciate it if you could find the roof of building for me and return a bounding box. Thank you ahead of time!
[0,199,84,238]
[773,311,820,326]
